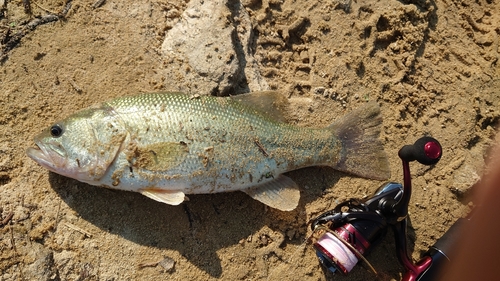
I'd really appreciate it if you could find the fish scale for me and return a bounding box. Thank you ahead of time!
[27,91,390,211]
[110,94,330,188]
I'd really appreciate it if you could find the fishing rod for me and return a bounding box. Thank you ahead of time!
[310,136,468,280]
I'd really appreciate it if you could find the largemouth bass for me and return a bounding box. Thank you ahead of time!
[26,92,390,211]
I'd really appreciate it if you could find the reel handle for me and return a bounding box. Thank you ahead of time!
[394,136,443,280]
[399,137,442,165]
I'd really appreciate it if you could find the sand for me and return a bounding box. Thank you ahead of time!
[1,0,499,280]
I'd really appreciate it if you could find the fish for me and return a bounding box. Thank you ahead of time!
[26,91,390,211]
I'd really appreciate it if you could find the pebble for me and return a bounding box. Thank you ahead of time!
[159,257,175,272]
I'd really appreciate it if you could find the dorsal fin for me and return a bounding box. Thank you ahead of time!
[242,175,300,211]
[231,91,289,122]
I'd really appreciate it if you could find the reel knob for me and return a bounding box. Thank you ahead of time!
[398,137,442,165]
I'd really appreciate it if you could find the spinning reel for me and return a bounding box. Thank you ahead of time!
[310,137,462,281]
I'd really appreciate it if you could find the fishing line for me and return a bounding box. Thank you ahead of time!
[266,224,378,280]
[313,225,378,275]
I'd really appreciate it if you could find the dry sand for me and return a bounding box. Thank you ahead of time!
[1,0,499,280]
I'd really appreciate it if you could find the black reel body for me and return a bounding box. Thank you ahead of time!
[312,182,403,274]
[311,137,442,277]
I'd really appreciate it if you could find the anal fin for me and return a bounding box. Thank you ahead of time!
[139,188,186,205]
[242,175,300,211]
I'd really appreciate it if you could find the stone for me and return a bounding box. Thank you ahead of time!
[161,0,268,96]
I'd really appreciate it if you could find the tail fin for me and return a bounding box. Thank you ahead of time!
[330,102,391,180]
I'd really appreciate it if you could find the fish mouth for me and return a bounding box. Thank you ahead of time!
[26,142,63,173]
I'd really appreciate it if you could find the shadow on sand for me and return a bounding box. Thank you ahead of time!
[48,166,342,278]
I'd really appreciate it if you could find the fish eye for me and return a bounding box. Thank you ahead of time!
[50,124,64,137]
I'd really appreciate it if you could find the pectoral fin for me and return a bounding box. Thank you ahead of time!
[139,188,186,205]
[242,175,300,211]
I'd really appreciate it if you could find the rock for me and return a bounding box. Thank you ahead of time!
[312,86,325,95]
[23,245,59,281]
[161,0,268,96]
[53,250,76,273]
[159,256,175,272]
